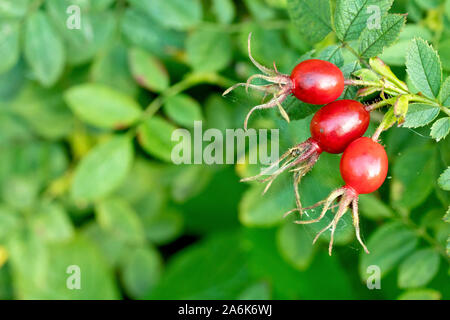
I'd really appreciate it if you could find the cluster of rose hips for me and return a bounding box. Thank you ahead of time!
[224,34,389,255]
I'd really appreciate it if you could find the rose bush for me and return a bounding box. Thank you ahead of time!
[0,0,448,300]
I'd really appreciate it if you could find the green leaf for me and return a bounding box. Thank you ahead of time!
[0,141,68,188]
[90,43,138,97]
[244,0,277,21]
[414,0,440,9]
[24,11,65,87]
[404,0,421,22]
[406,38,442,99]
[46,1,115,66]
[43,236,120,299]
[186,28,232,72]
[121,9,184,58]
[0,206,21,241]
[359,222,418,281]
[398,289,441,300]
[237,282,271,300]
[64,83,142,129]
[0,19,20,73]
[71,136,134,202]
[96,198,145,244]
[128,47,169,92]
[444,207,450,223]
[171,165,213,203]
[30,200,74,243]
[438,167,450,191]
[11,84,74,139]
[340,61,361,99]
[446,0,450,19]
[393,95,409,123]
[128,0,202,30]
[359,193,393,220]
[90,0,115,11]
[239,175,295,227]
[205,94,233,132]
[283,96,318,121]
[430,117,450,142]
[6,228,48,299]
[286,0,332,43]
[0,113,32,146]
[137,116,177,162]
[439,77,450,106]
[276,222,315,270]
[392,145,436,209]
[0,0,31,18]
[403,104,440,128]
[334,0,393,41]
[163,94,203,128]
[1,176,39,210]
[147,232,252,299]
[398,249,440,289]
[318,45,344,67]
[380,25,433,66]
[354,68,380,82]
[447,236,450,256]
[245,228,357,299]
[212,0,235,24]
[114,158,167,203]
[238,28,288,68]
[142,208,183,245]
[380,107,397,130]
[82,222,127,267]
[0,60,26,101]
[438,39,450,72]
[358,14,405,59]
[119,245,163,299]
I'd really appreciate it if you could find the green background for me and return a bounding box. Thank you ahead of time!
[0,0,448,300]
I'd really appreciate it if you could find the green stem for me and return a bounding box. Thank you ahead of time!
[397,215,450,264]
[405,95,450,116]
[406,94,439,105]
[141,72,235,123]
[366,97,397,111]
[341,42,371,68]
[440,106,450,117]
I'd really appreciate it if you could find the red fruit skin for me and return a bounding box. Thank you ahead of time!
[290,59,344,105]
[340,137,388,195]
[310,100,370,154]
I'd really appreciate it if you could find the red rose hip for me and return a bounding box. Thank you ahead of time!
[223,34,346,130]
[340,137,389,194]
[310,100,370,154]
[295,138,389,255]
[242,99,371,219]
[290,59,344,105]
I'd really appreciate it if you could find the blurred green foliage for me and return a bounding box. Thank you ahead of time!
[0,0,448,300]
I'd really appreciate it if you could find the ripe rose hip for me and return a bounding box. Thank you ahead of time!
[340,137,389,195]
[242,99,370,215]
[310,100,370,154]
[295,137,389,256]
[223,34,345,130]
[290,59,344,105]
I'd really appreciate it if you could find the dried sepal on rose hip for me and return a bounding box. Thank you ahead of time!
[291,136,389,256]
[241,99,370,212]
[223,33,345,130]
